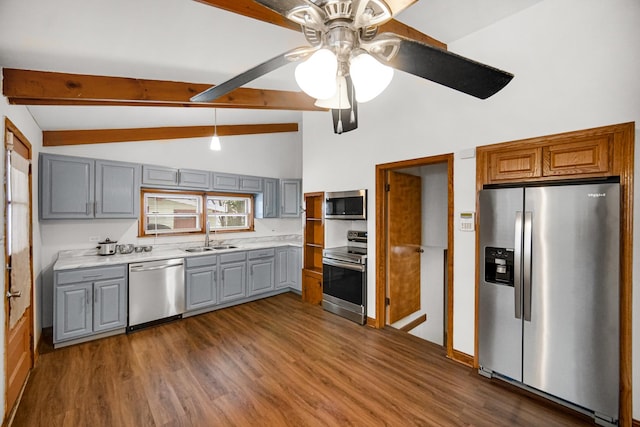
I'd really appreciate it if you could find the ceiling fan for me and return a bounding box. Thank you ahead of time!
[191,0,514,134]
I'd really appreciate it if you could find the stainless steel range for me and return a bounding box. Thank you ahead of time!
[322,230,367,324]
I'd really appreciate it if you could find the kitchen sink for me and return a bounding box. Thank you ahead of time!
[184,247,215,253]
[184,245,237,253]
[210,245,237,250]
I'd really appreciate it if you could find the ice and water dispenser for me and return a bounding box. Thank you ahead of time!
[484,247,514,286]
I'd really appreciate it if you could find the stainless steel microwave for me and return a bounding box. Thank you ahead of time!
[325,190,367,220]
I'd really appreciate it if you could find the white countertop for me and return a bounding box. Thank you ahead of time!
[54,236,302,271]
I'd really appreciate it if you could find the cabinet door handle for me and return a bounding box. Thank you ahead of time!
[94,289,98,304]
[86,202,91,215]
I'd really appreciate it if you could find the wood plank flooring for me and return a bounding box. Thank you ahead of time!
[13,293,592,426]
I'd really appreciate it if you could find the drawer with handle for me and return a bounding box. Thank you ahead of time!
[56,265,126,285]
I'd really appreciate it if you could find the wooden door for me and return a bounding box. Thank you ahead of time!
[4,120,34,418]
[387,171,422,323]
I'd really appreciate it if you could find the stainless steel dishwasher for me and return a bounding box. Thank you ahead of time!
[128,258,185,331]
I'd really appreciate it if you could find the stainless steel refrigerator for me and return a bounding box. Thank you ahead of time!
[478,180,620,426]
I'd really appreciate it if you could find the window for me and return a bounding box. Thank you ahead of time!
[140,190,254,236]
[206,193,253,231]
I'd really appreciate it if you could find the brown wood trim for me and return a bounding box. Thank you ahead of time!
[194,0,447,49]
[43,123,299,146]
[399,314,426,332]
[3,118,35,423]
[2,69,323,111]
[375,154,455,361]
[474,121,634,426]
[449,349,474,368]
[631,419,640,427]
[366,317,376,328]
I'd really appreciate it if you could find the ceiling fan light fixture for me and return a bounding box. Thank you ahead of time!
[314,75,350,109]
[349,50,394,103]
[294,48,338,100]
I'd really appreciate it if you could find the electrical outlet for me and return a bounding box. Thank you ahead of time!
[89,236,100,242]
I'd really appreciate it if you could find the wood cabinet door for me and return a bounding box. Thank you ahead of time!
[40,154,94,219]
[95,160,140,218]
[302,269,322,305]
[543,136,610,176]
[488,147,542,182]
[55,283,93,342]
[93,279,127,332]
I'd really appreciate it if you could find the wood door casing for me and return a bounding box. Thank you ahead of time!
[387,171,422,323]
[4,118,34,421]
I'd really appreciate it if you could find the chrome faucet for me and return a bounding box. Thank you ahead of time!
[205,221,211,247]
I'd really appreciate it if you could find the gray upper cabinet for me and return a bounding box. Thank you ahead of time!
[280,179,302,217]
[263,178,279,218]
[142,165,210,189]
[40,154,140,220]
[212,172,240,191]
[142,165,179,187]
[178,169,210,189]
[239,175,263,192]
[40,154,95,219]
[95,160,140,218]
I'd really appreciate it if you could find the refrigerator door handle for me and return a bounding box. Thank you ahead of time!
[513,211,523,319]
[523,211,533,321]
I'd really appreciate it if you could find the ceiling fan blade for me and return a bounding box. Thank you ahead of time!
[380,0,418,17]
[191,47,313,103]
[369,34,514,99]
[332,75,358,134]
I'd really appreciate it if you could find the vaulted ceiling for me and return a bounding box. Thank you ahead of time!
[0,0,541,143]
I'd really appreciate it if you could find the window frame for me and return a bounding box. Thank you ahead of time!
[206,192,255,232]
[139,189,255,237]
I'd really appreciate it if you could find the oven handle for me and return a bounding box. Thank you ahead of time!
[322,258,365,272]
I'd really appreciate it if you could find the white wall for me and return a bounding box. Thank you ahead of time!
[302,0,640,416]
[0,74,43,419]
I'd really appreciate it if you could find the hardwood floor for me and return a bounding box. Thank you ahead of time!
[13,293,592,426]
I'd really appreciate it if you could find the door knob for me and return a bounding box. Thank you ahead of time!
[416,248,424,253]
[6,290,22,299]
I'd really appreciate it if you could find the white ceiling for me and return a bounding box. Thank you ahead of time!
[0,0,541,131]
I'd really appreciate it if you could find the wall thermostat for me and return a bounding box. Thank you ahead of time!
[459,212,475,231]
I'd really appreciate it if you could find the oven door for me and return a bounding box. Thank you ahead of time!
[322,258,366,324]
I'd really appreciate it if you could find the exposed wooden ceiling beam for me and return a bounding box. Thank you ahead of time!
[2,69,323,111]
[195,0,447,50]
[43,123,299,146]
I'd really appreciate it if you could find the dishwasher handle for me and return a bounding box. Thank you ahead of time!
[129,259,184,273]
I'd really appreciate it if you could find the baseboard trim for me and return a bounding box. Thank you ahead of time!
[632,418,640,427]
[399,314,427,332]
[449,349,474,367]
[366,317,376,328]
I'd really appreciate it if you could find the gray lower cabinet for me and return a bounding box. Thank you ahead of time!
[247,248,275,296]
[280,179,302,217]
[219,252,247,303]
[185,255,218,311]
[40,154,140,220]
[54,265,127,344]
[276,247,301,290]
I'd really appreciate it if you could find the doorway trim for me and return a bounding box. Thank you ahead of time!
[375,153,456,361]
[3,118,35,423]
